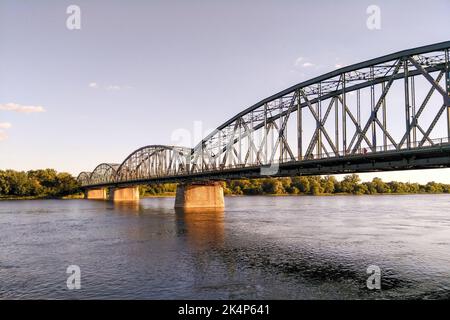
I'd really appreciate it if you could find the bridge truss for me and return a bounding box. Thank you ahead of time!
[78,41,450,188]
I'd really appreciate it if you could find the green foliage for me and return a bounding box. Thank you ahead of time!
[321,176,336,194]
[217,175,450,196]
[140,183,177,196]
[292,176,310,193]
[2,168,449,199]
[340,174,361,194]
[0,169,80,198]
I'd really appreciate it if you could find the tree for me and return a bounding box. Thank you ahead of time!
[388,181,407,193]
[309,177,323,195]
[321,176,336,194]
[354,183,369,195]
[341,174,361,194]
[262,179,283,194]
[372,177,389,193]
[0,169,79,198]
[425,181,443,193]
[0,171,11,195]
[292,176,310,193]
[363,181,377,194]
[55,172,79,196]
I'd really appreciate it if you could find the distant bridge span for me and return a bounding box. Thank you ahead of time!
[78,41,450,207]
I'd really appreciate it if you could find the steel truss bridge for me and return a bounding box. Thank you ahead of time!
[78,41,450,189]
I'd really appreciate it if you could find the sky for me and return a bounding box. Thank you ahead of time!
[0,0,449,183]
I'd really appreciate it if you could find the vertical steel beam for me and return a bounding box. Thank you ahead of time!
[357,89,361,153]
[317,83,322,158]
[250,111,254,165]
[264,103,268,164]
[284,119,287,161]
[238,118,242,165]
[334,96,339,154]
[218,130,222,168]
[297,91,302,160]
[411,76,417,145]
[446,48,450,139]
[342,74,347,154]
[370,66,376,150]
[279,99,283,162]
[201,141,204,171]
[404,59,411,148]
[382,81,387,150]
[270,122,274,163]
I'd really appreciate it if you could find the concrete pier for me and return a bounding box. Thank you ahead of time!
[86,188,107,200]
[175,182,224,209]
[111,186,140,201]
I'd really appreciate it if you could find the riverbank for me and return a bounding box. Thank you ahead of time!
[2,191,449,200]
[142,193,176,198]
[2,170,450,199]
[0,193,85,201]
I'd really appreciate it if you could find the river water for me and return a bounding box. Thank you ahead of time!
[0,195,450,299]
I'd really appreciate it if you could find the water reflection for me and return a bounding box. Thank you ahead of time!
[175,208,225,250]
[112,201,142,215]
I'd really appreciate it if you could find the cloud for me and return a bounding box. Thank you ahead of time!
[89,82,133,91]
[0,103,46,113]
[302,62,314,67]
[106,85,121,91]
[294,56,304,67]
[0,122,12,129]
[294,56,315,68]
[0,131,7,141]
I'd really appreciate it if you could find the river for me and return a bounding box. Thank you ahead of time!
[1,194,450,299]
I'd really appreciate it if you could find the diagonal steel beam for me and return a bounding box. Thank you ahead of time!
[419,104,446,147]
[408,57,450,106]
[268,92,298,162]
[398,71,444,148]
[300,90,339,156]
[351,60,402,154]
[336,96,374,152]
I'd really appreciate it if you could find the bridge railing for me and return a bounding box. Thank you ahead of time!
[298,137,450,161]
[191,136,450,174]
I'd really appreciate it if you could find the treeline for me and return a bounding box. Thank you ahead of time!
[1,169,449,199]
[220,174,450,195]
[140,174,450,196]
[0,169,79,198]
[140,183,177,195]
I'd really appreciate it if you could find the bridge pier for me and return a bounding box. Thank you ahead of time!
[110,186,140,201]
[85,188,107,200]
[175,182,224,209]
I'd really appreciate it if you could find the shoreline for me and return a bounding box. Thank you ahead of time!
[1,192,449,201]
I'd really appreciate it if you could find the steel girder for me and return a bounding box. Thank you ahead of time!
[115,145,192,183]
[76,171,92,186]
[88,163,120,185]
